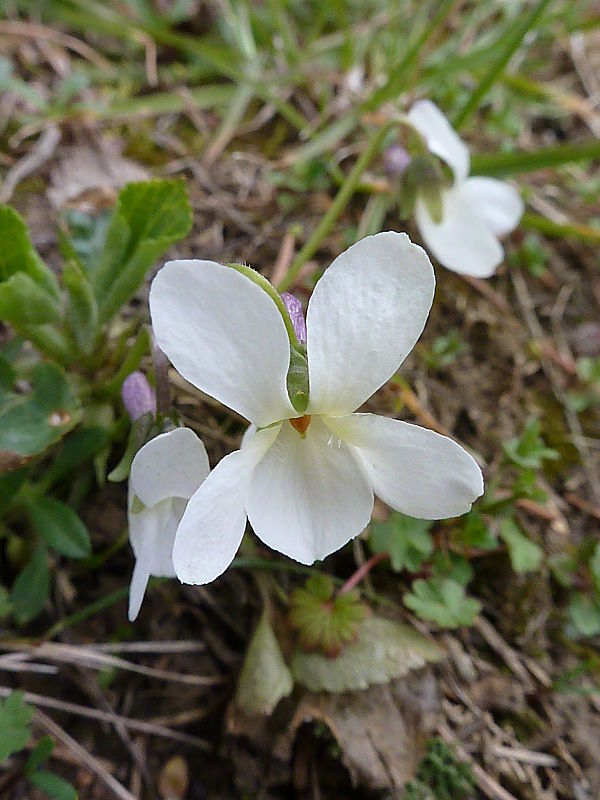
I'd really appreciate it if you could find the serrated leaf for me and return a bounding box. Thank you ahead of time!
[235,610,293,715]
[289,574,367,656]
[370,512,433,572]
[502,418,559,469]
[0,272,62,325]
[499,518,542,573]
[29,770,77,800]
[0,691,33,762]
[27,497,91,559]
[0,363,79,460]
[93,179,192,322]
[291,616,444,692]
[404,578,481,628]
[11,547,51,625]
[0,205,59,299]
[454,510,497,551]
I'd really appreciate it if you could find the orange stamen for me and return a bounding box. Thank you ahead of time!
[290,415,312,435]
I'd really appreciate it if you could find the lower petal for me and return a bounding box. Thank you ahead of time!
[246,416,374,565]
[172,426,280,584]
[326,413,483,519]
[416,186,503,277]
[128,559,150,622]
[462,177,524,237]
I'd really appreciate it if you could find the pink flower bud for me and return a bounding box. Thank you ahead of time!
[281,292,307,345]
[122,372,156,421]
[383,144,411,177]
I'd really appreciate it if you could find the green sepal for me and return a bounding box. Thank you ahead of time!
[63,259,99,355]
[287,346,309,413]
[0,272,62,326]
[399,155,445,222]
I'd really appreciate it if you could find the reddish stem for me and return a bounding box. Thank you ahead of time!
[337,551,389,596]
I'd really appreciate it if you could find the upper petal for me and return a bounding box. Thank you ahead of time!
[150,260,296,426]
[305,232,435,416]
[462,177,524,237]
[246,416,374,564]
[130,427,210,507]
[326,413,483,519]
[172,425,280,584]
[415,186,503,277]
[408,100,470,182]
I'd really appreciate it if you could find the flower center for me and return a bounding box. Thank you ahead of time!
[290,415,312,436]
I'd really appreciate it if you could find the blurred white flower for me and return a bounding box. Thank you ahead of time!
[408,100,524,278]
[127,427,209,620]
[150,232,483,585]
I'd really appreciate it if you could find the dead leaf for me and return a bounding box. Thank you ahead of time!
[275,671,440,791]
[47,141,149,211]
[158,755,189,800]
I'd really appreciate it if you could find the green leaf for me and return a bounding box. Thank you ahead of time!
[590,543,600,595]
[370,512,433,573]
[11,547,51,625]
[93,179,192,322]
[291,616,444,692]
[289,574,368,657]
[58,208,111,273]
[0,691,33,762]
[27,497,91,559]
[499,518,542,574]
[234,610,293,716]
[0,273,62,325]
[569,593,600,637]
[0,363,79,458]
[404,578,481,628]
[0,205,59,299]
[502,418,559,469]
[29,770,77,800]
[0,468,28,515]
[454,511,497,551]
[0,586,12,619]
[63,260,98,355]
[43,427,110,488]
[25,736,55,773]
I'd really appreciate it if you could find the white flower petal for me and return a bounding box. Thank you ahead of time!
[128,558,150,622]
[172,425,280,584]
[246,416,373,564]
[127,495,185,620]
[306,232,435,416]
[408,100,470,182]
[130,427,210,508]
[415,186,503,277]
[462,177,524,237]
[326,413,483,519]
[150,260,296,427]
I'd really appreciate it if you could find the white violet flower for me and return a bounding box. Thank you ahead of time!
[127,427,210,619]
[407,100,524,278]
[150,232,484,585]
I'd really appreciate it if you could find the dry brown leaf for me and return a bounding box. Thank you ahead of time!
[158,755,189,800]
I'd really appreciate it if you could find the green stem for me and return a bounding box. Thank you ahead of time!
[452,0,553,129]
[471,138,600,177]
[45,586,129,639]
[277,122,395,292]
[521,212,600,244]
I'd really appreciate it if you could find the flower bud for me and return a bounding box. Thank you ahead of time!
[122,371,156,421]
[383,144,411,177]
[281,292,307,345]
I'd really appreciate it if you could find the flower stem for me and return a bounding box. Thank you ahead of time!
[277,121,396,292]
[337,551,389,596]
